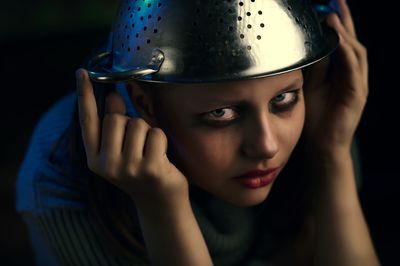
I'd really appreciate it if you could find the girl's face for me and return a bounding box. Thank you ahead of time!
[142,70,304,207]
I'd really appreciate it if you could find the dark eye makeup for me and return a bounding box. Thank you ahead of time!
[198,89,301,126]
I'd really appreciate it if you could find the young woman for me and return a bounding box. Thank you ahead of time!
[17,0,379,265]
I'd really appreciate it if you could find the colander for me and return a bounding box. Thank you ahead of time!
[87,0,339,83]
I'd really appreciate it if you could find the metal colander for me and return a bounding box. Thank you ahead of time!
[87,0,339,83]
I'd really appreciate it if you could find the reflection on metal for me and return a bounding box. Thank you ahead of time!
[87,0,339,83]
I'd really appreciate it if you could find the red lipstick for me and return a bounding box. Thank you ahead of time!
[234,168,280,189]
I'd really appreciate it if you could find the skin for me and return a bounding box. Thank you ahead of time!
[76,0,379,264]
[127,70,305,207]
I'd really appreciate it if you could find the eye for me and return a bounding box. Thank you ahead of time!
[202,107,239,124]
[270,90,300,112]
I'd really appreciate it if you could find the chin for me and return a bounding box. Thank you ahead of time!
[224,186,273,207]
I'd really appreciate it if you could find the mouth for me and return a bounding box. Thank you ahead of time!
[234,167,281,189]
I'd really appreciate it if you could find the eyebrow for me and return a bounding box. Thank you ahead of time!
[202,77,303,106]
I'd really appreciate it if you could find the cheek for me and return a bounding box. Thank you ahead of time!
[166,127,240,183]
[277,101,305,149]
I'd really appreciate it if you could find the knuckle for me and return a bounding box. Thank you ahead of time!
[148,127,166,142]
[124,163,139,177]
[128,117,151,130]
[79,114,90,126]
[361,46,368,57]
[104,113,128,125]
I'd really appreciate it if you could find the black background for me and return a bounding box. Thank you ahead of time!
[1,1,399,265]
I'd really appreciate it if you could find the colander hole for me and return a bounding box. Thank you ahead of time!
[148,3,151,8]
[138,7,141,11]
[247,12,251,16]
[158,16,162,21]
[260,23,265,28]
[258,10,262,15]
[251,0,255,2]
[127,35,130,39]
[158,3,162,7]
[144,26,147,31]
[208,13,213,18]
[136,33,139,38]
[148,14,152,19]
[122,43,125,48]
[128,47,131,52]
[228,8,233,13]
[130,14,133,18]
[295,17,300,23]
[229,26,234,31]
[196,8,200,13]
[128,6,131,11]
[154,29,158,33]
[147,39,151,44]
[216,31,221,36]
[193,21,197,26]
[140,16,144,21]
[219,18,223,23]
[257,35,261,40]
[247,45,252,50]
[238,16,242,21]
[239,2,244,6]
[247,24,252,29]
[125,25,128,29]
[132,23,135,28]
[287,6,292,11]
[240,34,245,39]
[137,46,141,50]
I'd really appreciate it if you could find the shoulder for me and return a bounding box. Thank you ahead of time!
[16,92,89,213]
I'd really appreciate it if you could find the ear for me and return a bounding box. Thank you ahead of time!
[125,81,158,127]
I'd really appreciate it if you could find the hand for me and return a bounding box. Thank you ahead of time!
[76,69,189,209]
[303,0,368,153]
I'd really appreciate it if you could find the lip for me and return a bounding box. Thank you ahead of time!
[234,167,281,189]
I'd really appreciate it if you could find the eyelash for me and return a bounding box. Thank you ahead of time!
[269,89,301,113]
[201,89,300,125]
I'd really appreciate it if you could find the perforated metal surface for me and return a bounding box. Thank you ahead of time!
[88,0,339,83]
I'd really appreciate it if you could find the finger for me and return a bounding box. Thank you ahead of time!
[105,92,127,115]
[76,68,100,157]
[337,0,356,37]
[327,14,368,83]
[123,118,152,162]
[143,128,168,162]
[101,113,129,160]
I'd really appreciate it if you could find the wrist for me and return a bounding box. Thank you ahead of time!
[135,191,191,218]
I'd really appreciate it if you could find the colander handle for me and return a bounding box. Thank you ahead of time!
[87,49,164,83]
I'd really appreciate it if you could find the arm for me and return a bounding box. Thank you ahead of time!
[22,209,149,266]
[302,0,380,264]
[308,146,380,266]
[136,198,212,266]
[76,69,212,266]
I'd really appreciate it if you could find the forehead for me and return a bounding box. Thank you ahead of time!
[153,70,303,101]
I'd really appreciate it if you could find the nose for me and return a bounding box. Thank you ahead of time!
[241,115,279,160]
